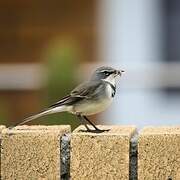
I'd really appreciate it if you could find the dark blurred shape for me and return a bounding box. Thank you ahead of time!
[0,0,96,63]
[163,0,180,96]
[0,0,97,126]
[164,0,180,62]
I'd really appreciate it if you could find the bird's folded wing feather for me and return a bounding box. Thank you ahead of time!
[71,80,104,99]
[48,95,72,108]
[48,81,104,108]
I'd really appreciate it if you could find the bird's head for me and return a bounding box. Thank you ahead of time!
[91,66,125,84]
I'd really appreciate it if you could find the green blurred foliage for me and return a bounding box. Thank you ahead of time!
[0,101,8,125]
[37,40,81,130]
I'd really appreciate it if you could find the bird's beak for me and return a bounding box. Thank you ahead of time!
[116,69,125,76]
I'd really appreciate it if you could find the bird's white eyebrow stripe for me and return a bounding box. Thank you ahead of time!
[99,70,114,73]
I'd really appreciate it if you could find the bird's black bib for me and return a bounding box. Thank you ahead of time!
[106,81,116,97]
[110,84,116,97]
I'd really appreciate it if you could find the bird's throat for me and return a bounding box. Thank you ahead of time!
[104,81,116,98]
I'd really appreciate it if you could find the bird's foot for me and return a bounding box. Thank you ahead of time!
[79,128,110,133]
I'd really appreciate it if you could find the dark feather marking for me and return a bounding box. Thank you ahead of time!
[105,81,116,97]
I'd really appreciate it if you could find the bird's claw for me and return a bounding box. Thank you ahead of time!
[79,128,110,133]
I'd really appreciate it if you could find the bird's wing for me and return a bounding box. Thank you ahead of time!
[48,81,104,108]
[70,80,105,99]
[48,95,72,108]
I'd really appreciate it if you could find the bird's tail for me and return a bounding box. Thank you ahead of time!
[11,106,67,128]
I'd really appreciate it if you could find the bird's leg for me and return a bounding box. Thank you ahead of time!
[83,116,110,133]
[83,116,100,131]
[77,115,91,131]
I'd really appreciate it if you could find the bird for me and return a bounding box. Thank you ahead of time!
[12,66,124,133]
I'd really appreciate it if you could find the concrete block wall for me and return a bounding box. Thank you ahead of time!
[0,125,71,179]
[0,125,180,179]
[71,125,136,180]
[138,127,180,180]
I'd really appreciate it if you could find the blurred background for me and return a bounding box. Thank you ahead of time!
[0,0,180,129]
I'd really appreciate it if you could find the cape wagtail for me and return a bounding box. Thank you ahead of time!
[13,66,124,132]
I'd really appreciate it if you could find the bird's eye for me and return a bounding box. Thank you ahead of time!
[104,71,109,76]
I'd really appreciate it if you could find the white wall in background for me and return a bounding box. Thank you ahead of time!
[97,0,180,127]
[0,64,44,90]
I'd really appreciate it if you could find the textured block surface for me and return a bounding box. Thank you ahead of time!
[0,125,6,176]
[138,126,180,180]
[0,125,6,140]
[71,125,136,180]
[0,125,5,133]
[1,125,70,180]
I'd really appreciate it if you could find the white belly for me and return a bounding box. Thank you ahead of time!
[75,97,113,115]
[71,83,114,115]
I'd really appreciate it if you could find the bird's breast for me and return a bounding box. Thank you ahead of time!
[71,83,116,116]
[73,88,114,116]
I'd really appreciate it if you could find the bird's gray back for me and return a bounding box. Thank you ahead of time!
[71,80,106,100]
